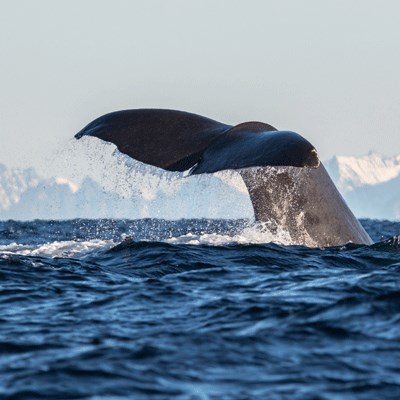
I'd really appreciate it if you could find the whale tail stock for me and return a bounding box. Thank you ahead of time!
[240,165,372,246]
[75,108,372,247]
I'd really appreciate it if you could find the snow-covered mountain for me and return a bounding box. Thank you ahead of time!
[0,164,40,211]
[325,152,400,193]
[324,153,400,220]
[0,163,136,220]
[0,163,251,220]
[0,152,399,221]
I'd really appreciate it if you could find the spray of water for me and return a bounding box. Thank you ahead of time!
[48,137,254,220]
[23,137,297,245]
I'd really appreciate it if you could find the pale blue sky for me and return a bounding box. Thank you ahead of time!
[1,0,399,177]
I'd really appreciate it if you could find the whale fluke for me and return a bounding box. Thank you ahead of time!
[75,108,372,247]
[75,109,318,173]
[75,109,231,171]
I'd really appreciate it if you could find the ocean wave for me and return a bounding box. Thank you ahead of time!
[1,218,400,399]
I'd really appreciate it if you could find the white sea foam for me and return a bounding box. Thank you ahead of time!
[0,223,295,259]
[0,239,114,258]
[164,223,293,246]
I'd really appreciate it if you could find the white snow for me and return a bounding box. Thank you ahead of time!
[55,177,79,193]
[1,150,399,221]
[324,153,400,220]
[325,152,400,193]
[0,162,253,221]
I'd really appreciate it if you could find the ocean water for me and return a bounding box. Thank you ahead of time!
[1,218,400,400]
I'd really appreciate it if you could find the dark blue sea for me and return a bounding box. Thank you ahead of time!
[1,218,400,400]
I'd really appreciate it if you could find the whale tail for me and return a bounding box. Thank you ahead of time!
[75,108,372,247]
[240,165,372,246]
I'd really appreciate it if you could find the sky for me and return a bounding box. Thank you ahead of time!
[1,0,399,178]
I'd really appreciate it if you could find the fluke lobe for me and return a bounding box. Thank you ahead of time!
[75,109,372,247]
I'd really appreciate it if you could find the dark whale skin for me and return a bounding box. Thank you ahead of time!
[76,109,372,246]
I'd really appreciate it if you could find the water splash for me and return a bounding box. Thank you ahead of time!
[49,137,254,220]
[0,239,114,258]
[164,221,293,246]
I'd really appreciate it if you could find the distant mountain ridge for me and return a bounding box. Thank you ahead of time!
[324,153,400,220]
[0,164,40,211]
[0,163,139,220]
[0,153,399,221]
[325,152,400,193]
[0,163,250,221]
